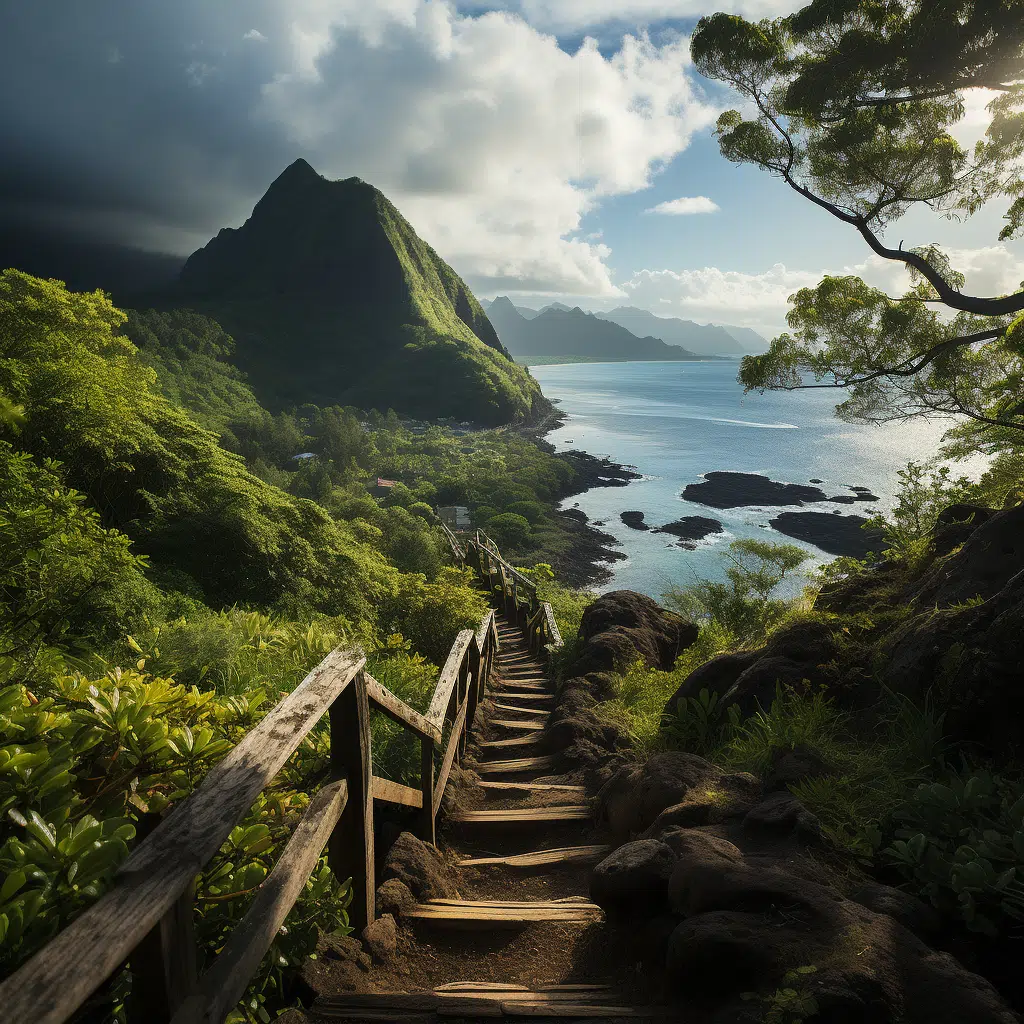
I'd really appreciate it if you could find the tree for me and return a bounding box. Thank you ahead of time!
[691,3,1024,443]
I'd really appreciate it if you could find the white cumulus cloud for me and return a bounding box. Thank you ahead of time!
[258,4,719,295]
[243,29,267,42]
[505,1,801,32]
[645,195,718,215]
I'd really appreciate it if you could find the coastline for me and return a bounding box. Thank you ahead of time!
[518,405,639,589]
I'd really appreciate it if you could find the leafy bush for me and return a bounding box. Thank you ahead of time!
[883,770,1024,936]
[485,512,531,548]
[0,670,350,1009]
[664,539,810,648]
[865,460,973,565]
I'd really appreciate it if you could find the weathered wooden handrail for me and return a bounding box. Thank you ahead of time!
[0,605,504,1024]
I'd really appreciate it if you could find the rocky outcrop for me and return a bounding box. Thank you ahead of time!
[769,510,884,557]
[663,618,838,719]
[576,590,697,675]
[588,768,1018,1023]
[683,472,828,508]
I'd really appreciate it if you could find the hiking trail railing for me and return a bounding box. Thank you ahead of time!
[0,528,561,1024]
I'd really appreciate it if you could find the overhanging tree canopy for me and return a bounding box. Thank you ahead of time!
[691,1,1024,440]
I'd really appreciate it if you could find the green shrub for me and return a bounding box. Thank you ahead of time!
[865,461,974,565]
[485,512,531,548]
[883,770,1024,936]
[663,539,810,648]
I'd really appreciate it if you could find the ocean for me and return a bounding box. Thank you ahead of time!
[531,360,979,600]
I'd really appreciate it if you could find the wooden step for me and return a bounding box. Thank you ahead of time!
[315,984,673,1019]
[496,681,552,692]
[492,702,551,716]
[490,718,550,731]
[404,896,603,928]
[459,843,609,867]
[474,753,560,774]
[477,732,546,750]
[495,692,555,703]
[478,781,585,794]
[448,805,590,825]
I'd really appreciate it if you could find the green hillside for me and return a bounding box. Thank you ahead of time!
[156,160,547,426]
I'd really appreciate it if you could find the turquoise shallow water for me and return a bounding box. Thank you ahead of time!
[531,360,971,599]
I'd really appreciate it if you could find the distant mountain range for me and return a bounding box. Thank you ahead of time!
[486,296,709,364]
[484,298,767,363]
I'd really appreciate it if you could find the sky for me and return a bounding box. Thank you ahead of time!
[2,0,1023,339]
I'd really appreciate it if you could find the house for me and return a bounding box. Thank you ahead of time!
[437,506,471,531]
[370,477,398,498]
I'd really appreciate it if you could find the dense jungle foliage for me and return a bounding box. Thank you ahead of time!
[0,269,582,1019]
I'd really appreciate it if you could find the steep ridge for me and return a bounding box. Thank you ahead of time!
[305,614,669,1022]
[149,160,547,425]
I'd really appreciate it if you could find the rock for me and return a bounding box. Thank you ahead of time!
[590,839,676,917]
[375,878,417,917]
[661,827,744,868]
[664,619,839,720]
[654,516,724,543]
[361,914,398,961]
[596,752,722,837]
[769,511,884,558]
[574,591,698,675]
[665,870,1018,1023]
[852,491,880,502]
[930,503,996,557]
[909,502,1023,607]
[642,773,761,833]
[683,472,828,509]
[848,881,941,940]
[810,478,824,484]
[828,494,858,503]
[742,791,821,841]
[882,557,1024,752]
[381,831,459,900]
[620,511,649,530]
[319,933,372,970]
[768,743,829,790]
[667,911,782,993]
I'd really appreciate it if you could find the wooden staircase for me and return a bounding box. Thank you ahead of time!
[310,614,667,1022]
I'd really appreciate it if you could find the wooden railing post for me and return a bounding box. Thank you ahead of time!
[328,670,375,934]
[420,735,436,846]
[128,873,197,1023]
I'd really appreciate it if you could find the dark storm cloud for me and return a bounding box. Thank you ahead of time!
[0,1,306,253]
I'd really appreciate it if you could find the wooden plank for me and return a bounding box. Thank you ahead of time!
[491,702,550,716]
[432,695,469,817]
[0,648,365,1024]
[404,897,603,927]
[329,670,374,934]
[495,692,555,703]
[426,630,475,730]
[315,993,440,1011]
[497,1003,671,1018]
[490,719,550,731]
[372,775,423,809]
[543,604,563,649]
[128,876,197,1022]
[477,781,584,793]
[475,609,495,650]
[419,735,435,845]
[458,844,610,868]
[448,806,590,824]
[474,754,560,774]
[364,673,440,743]
[476,733,546,750]
[170,780,348,1024]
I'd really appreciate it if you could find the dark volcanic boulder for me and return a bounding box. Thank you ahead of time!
[929,502,996,557]
[908,502,1024,607]
[769,510,884,558]
[381,831,459,900]
[575,591,697,675]
[664,619,838,720]
[596,752,722,837]
[590,839,676,918]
